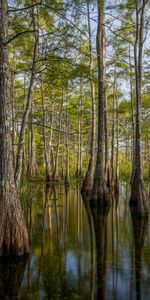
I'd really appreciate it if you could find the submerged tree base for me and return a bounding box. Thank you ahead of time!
[90,179,111,207]
[130,176,149,216]
[0,189,29,256]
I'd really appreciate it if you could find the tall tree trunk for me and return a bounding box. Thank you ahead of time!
[15,2,39,186]
[28,98,37,177]
[129,43,135,157]
[111,70,116,189]
[65,98,70,186]
[130,0,149,215]
[11,48,16,168]
[53,91,63,181]
[41,83,52,181]
[76,82,83,178]
[81,0,96,194]
[0,0,29,255]
[104,89,110,188]
[115,88,119,192]
[91,0,110,205]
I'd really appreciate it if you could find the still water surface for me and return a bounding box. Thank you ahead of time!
[0,182,150,299]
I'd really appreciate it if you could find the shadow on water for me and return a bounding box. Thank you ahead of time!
[0,255,28,299]
[130,208,149,300]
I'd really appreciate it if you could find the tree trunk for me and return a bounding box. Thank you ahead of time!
[11,47,16,168]
[90,0,110,205]
[15,2,39,186]
[111,70,116,189]
[129,43,135,157]
[41,83,52,181]
[104,89,110,188]
[65,97,70,186]
[130,0,149,215]
[81,0,96,194]
[0,0,29,255]
[28,98,37,177]
[53,90,63,181]
[76,82,83,179]
[114,88,119,192]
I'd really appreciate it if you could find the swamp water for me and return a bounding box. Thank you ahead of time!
[0,182,150,299]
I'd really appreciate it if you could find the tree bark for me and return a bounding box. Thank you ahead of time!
[130,0,149,215]
[15,2,39,187]
[0,0,29,255]
[90,0,110,205]
[81,0,96,194]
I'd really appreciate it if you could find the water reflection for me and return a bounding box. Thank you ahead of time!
[130,210,149,300]
[4,182,148,300]
[91,205,110,300]
[0,255,28,299]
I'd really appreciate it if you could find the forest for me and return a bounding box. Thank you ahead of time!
[0,0,150,299]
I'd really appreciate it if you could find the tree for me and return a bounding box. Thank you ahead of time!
[15,2,39,187]
[81,0,96,194]
[90,0,110,205]
[130,0,149,215]
[0,0,28,255]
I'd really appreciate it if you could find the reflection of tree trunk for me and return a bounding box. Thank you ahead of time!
[130,209,148,300]
[82,196,96,300]
[90,205,110,300]
[0,256,28,298]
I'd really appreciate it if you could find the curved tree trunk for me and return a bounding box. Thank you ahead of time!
[15,2,39,187]
[0,0,29,255]
[130,0,149,216]
[90,0,110,205]
[81,0,95,194]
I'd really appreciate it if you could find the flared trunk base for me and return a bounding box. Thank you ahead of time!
[90,178,110,207]
[130,176,149,216]
[0,191,29,256]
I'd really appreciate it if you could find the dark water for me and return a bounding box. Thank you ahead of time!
[1,182,150,299]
